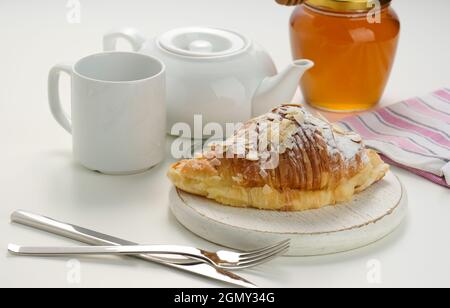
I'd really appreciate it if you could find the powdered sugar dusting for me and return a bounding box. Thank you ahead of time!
[281,106,365,167]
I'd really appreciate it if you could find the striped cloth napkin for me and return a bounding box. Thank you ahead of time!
[338,89,450,188]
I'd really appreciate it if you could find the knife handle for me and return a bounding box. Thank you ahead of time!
[10,210,197,265]
[11,210,133,246]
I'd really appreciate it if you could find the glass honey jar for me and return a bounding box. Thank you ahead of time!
[278,0,400,112]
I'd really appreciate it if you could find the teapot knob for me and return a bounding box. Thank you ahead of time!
[188,40,214,53]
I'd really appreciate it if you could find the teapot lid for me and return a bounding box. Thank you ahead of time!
[157,27,249,58]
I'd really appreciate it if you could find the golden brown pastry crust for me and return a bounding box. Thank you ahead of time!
[168,105,389,211]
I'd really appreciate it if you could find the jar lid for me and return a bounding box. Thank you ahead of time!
[276,0,392,12]
[157,27,249,58]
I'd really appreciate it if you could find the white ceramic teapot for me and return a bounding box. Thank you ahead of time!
[103,27,313,132]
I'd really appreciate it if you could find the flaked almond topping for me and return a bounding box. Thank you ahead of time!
[205,105,364,167]
[293,112,305,125]
[262,184,273,195]
[286,138,296,149]
[210,142,227,154]
[232,174,244,184]
[259,168,268,178]
[350,134,362,143]
[260,151,270,160]
[281,118,291,127]
[283,106,301,116]
[204,151,215,159]
[316,112,331,124]
[258,138,268,152]
[267,113,280,121]
[209,158,222,167]
[307,116,324,127]
[246,151,259,161]
[332,124,346,135]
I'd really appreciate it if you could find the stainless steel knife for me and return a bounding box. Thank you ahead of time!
[10,210,256,288]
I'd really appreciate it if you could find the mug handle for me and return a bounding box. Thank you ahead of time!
[103,28,146,52]
[48,63,73,134]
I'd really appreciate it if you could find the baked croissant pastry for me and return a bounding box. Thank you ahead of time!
[168,105,389,211]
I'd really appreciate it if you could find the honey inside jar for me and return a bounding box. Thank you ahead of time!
[290,0,400,112]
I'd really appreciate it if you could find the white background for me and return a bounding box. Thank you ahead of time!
[0,0,449,287]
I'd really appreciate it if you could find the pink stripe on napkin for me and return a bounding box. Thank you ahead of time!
[377,109,450,148]
[344,116,430,154]
[406,99,450,124]
[339,89,450,189]
[435,89,450,102]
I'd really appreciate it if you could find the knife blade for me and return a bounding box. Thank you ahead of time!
[10,210,256,288]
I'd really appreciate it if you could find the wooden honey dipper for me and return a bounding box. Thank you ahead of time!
[275,0,304,5]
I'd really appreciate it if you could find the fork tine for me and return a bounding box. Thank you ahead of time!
[238,241,290,263]
[239,242,290,263]
[224,245,290,270]
[238,246,290,268]
[240,239,290,257]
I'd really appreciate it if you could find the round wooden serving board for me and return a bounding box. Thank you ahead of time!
[170,171,407,256]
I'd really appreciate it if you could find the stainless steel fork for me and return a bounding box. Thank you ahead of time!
[9,240,290,270]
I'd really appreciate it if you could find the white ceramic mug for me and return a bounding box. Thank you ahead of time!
[48,52,166,175]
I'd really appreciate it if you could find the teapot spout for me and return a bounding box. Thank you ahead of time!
[252,59,314,116]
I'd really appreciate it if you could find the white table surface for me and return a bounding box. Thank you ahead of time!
[1,0,449,288]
